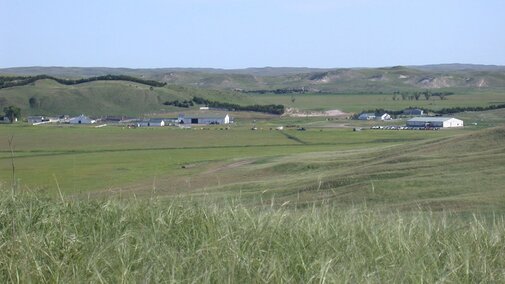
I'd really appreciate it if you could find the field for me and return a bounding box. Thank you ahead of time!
[2,88,505,281]
[1,108,505,212]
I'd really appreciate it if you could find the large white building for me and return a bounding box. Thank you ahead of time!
[407,117,464,128]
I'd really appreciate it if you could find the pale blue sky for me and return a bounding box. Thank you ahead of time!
[1,0,504,68]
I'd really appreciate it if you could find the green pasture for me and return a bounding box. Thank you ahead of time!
[1,114,504,213]
[0,124,458,195]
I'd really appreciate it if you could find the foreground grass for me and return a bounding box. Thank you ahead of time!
[1,192,504,283]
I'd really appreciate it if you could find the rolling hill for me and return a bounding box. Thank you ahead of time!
[2,64,505,93]
[1,64,505,116]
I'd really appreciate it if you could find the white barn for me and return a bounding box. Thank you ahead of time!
[178,114,230,125]
[379,113,391,120]
[69,114,96,124]
[407,117,464,128]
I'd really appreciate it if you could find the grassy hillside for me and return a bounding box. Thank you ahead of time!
[0,79,253,116]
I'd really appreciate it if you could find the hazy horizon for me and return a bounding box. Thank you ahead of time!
[2,0,504,69]
[1,63,505,70]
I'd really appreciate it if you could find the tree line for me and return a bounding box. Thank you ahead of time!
[163,99,194,108]
[189,96,285,114]
[238,88,308,95]
[0,74,166,89]
[392,90,454,101]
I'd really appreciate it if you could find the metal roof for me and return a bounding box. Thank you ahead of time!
[407,117,458,122]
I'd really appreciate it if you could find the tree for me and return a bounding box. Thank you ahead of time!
[29,97,39,108]
[3,106,21,123]
[424,91,432,100]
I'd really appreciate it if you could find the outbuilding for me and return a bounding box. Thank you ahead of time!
[69,114,96,124]
[178,113,230,125]
[379,113,391,120]
[403,108,424,116]
[358,113,376,120]
[28,116,60,125]
[137,118,166,127]
[407,117,463,128]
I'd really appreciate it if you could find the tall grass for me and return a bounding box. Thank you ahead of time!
[1,192,504,283]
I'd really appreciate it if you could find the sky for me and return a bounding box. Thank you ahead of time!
[1,0,504,69]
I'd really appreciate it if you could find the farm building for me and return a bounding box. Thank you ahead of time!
[28,116,60,125]
[0,116,16,123]
[178,113,230,125]
[137,118,166,127]
[358,113,376,120]
[403,108,424,116]
[407,117,464,128]
[379,113,391,120]
[358,113,390,120]
[69,115,96,124]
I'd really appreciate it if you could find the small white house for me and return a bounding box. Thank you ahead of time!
[69,114,96,124]
[358,113,390,120]
[358,113,376,120]
[379,113,391,120]
[407,117,464,128]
